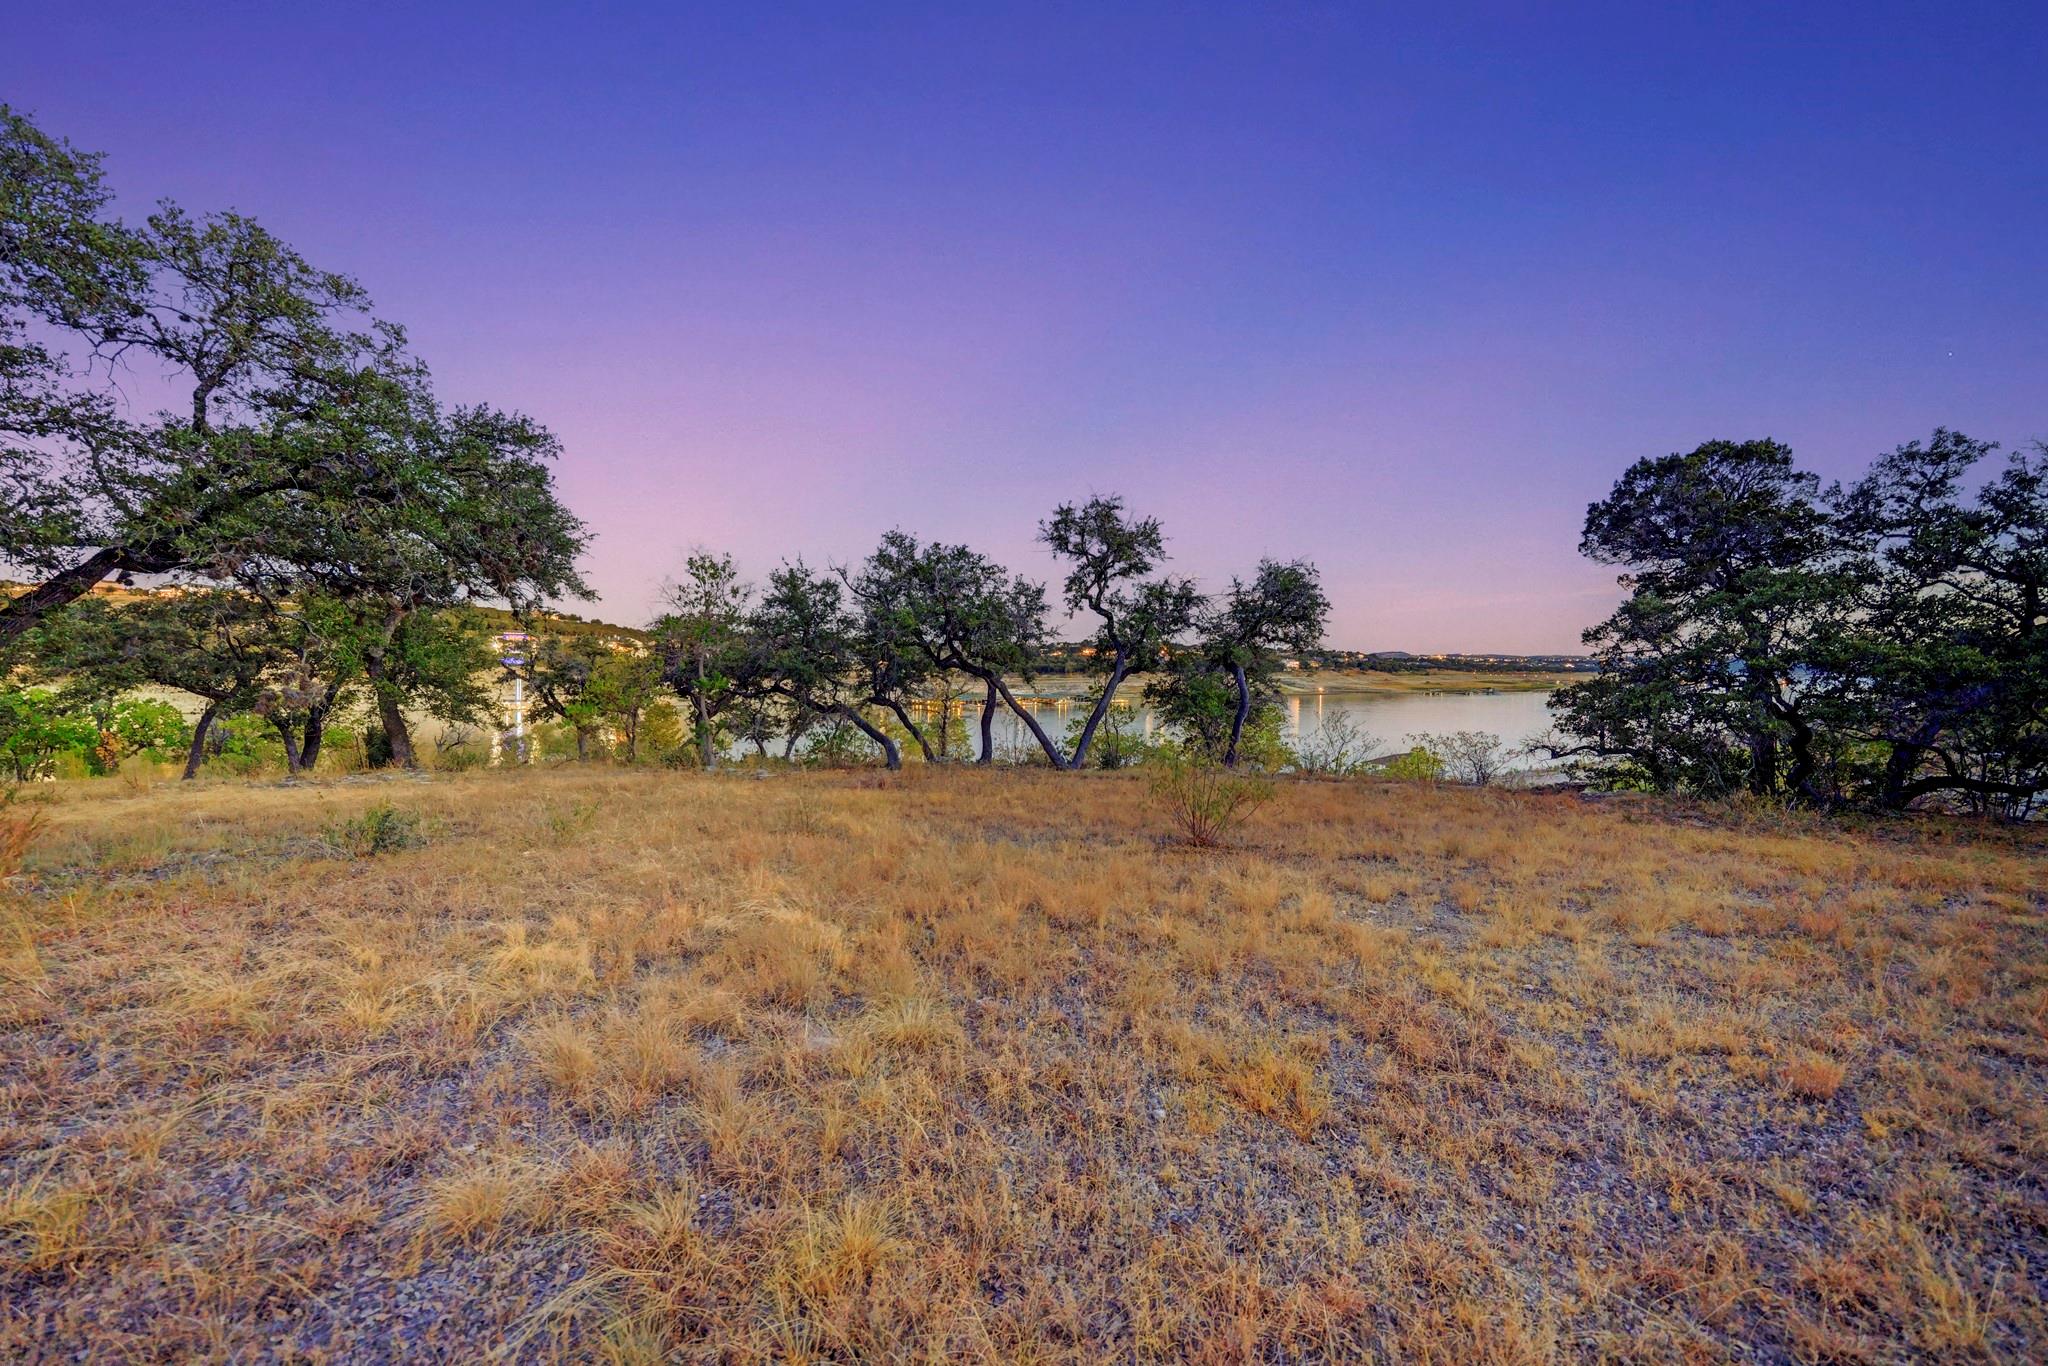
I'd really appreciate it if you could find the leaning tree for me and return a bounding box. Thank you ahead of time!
[1039,496,1202,769]
[843,531,1063,766]
[746,562,907,768]
[1,105,402,646]
[1202,558,1329,767]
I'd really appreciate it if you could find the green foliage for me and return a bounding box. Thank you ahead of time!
[1145,661,1291,769]
[1380,745,1446,782]
[0,687,96,781]
[1040,496,1201,768]
[328,802,427,857]
[1148,754,1275,848]
[801,714,880,768]
[638,701,685,763]
[1554,430,2047,814]
[1061,706,1153,770]
[1233,709,1295,772]
[844,531,1056,764]
[85,698,191,775]
[208,713,285,776]
[920,689,973,761]
[0,105,590,777]
[652,552,751,769]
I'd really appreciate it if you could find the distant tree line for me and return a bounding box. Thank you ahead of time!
[577,501,1330,773]
[0,107,1326,779]
[1549,434,2047,816]
[9,107,2042,812]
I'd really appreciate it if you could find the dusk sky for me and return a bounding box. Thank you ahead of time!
[10,3,2046,652]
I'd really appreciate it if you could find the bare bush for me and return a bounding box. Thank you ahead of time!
[1408,730,1508,786]
[1149,755,1274,847]
[1290,712,1379,776]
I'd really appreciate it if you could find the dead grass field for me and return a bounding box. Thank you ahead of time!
[2,767,2044,1362]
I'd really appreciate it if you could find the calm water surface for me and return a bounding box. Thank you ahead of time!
[973,688,1559,768]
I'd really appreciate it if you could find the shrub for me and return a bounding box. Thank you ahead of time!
[802,717,876,768]
[435,726,491,771]
[1149,755,1275,848]
[1410,730,1508,785]
[329,802,427,857]
[0,688,97,781]
[78,698,191,776]
[1290,711,1378,776]
[1380,745,1446,782]
[209,713,285,776]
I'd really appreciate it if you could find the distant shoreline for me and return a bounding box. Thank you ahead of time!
[1007,667,1575,703]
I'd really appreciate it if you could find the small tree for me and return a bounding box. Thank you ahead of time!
[0,686,95,781]
[1040,496,1201,769]
[746,562,904,768]
[654,552,751,770]
[843,532,1065,766]
[1292,711,1378,776]
[520,634,615,760]
[1196,559,1329,766]
[591,649,664,763]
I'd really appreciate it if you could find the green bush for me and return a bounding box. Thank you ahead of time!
[0,687,97,781]
[802,717,877,768]
[78,698,191,775]
[207,713,284,775]
[1380,745,1446,781]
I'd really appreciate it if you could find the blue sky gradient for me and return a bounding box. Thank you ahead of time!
[10,2,2045,649]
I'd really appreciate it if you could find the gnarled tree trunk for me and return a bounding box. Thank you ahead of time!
[837,704,902,770]
[978,682,998,765]
[978,671,1064,767]
[1067,649,1130,771]
[183,701,220,781]
[300,703,329,773]
[0,548,125,647]
[881,699,935,763]
[271,717,303,775]
[1224,663,1252,767]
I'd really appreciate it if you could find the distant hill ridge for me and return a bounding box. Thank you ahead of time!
[3,582,1585,667]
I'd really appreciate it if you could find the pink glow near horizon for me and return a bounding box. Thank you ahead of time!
[9,5,2043,652]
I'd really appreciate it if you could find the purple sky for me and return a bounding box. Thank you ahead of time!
[10,3,2046,652]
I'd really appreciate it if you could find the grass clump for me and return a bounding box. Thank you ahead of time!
[327,800,427,857]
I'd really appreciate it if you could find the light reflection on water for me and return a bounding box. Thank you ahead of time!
[969,688,1559,768]
[489,685,1562,768]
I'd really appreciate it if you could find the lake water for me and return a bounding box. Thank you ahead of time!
[961,687,1560,769]
[490,682,1562,769]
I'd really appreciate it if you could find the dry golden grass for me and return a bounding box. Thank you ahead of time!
[2,766,2044,1361]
